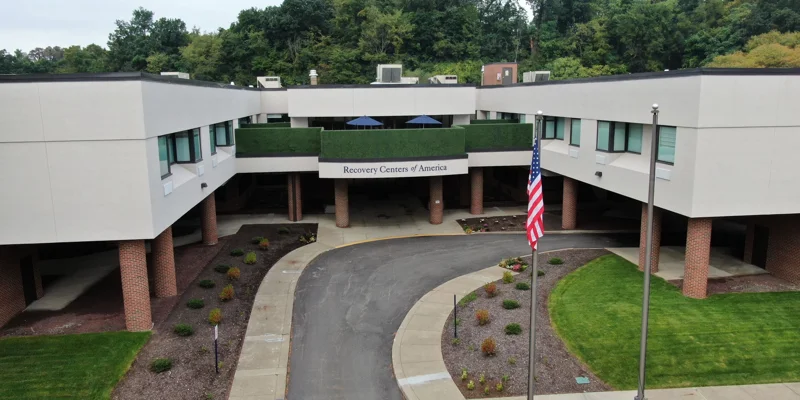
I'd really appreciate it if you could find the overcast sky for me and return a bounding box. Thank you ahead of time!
[1,0,533,52]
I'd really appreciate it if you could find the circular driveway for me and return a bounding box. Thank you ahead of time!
[288,233,638,400]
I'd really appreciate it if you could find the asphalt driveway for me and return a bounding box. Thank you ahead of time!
[288,233,638,400]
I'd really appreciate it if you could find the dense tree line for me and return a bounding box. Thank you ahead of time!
[1,0,799,84]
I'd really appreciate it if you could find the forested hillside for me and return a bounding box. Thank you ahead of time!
[1,0,799,84]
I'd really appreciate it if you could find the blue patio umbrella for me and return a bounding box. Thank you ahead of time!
[406,115,442,128]
[346,116,383,129]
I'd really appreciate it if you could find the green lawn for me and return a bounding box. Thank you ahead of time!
[0,331,151,399]
[550,254,800,389]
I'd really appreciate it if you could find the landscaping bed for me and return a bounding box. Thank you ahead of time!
[456,212,638,234]
[112,223,317,400]
[669,274,800,295]
[441,249,610,397]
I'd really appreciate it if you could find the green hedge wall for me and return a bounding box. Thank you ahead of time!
[470,119,520,125]
[235,127,322,156]
[320,128,466,159]
[241,122,291,128]
[461,123,533,151]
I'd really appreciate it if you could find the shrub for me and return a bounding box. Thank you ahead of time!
[499,256,529,271]
[515,282,530,290]
[548,257,564,265]
[508,357,516,365]
[505,323,522,335]
[461,368,468,381]
[484,282,498,298]
[467,380,475,390]
[475,309,490,325]
[214,265,230,273]
[537,269,545,277]
[479,373,486,384]
[219,284,235,302]
[173,323,194,337]
[198,279,215,289]
[230,248,244,256]
[502,271,514,284]
[484,386,490,395]
[452,338,460,345]
[298,231,316,244]
[278,227,290,235]
[496,382,504,392]
[481,337,496,356]
[502,299,520,310]
[150,358,172,373]
[458,292,478,307]
[251,236,264,244]
[187,299,204,309]
[227,267,241,281]
[258,239,270,251]
[243,251,257,265]
[208,308,222,325]
[502,374,509,382]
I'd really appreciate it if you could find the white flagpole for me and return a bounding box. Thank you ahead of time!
[527,110,543,400]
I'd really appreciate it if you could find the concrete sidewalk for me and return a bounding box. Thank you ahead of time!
[502,383,800,399]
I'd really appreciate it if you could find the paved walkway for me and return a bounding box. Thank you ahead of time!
[394,263,800,400]
[608,246,766,281]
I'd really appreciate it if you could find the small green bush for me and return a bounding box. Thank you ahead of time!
[187,299,204,309]
[502,271,514,284]
[467,380,475,390]
[278,227,290,235]
[150,358,172,373]
[508,357,516,365]
[251,236,264,244]
[505,323,522,335]
[548,257,564,265]
[515,282,531,290]
[230,248,245,256]
[198,279,215,289]
[537,269,545,277]
[173,323,194,337]
[502,299,520,309]
[213,265,230,273]
[243,251,257,265]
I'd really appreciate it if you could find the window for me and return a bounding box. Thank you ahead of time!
[214,121,234,147]
[173,128,202,163]
[570,119,581,146]
[657,126,677,164]
[597,121,644,153]
[209,126,216,155]
[238,117,250,127]
[555,117,565,140]
[543,116,564,140]
[158,135,170,179]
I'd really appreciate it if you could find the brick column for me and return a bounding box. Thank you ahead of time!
[200,194,218,245]
[335,179,349,228]
[288,173,303,222]
[0,247,25,328]
[119,240,152,331]
[743,222,755,264]
[638,204,662,273]
[470,168,484,215]
[683,218,713,299]
[152,227,177,298]
[430,176,444,224]
[562,177,578,230]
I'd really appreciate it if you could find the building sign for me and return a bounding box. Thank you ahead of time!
[319,158,468,179]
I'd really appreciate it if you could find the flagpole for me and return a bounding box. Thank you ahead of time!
[635,104,660,400]
[528,110,543,400]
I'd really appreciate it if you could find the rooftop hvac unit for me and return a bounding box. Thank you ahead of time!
[523,71,551,83]
[429,75,458,84]
[160,72,190,79]
[256,76,282,88]
[377,64,402,83]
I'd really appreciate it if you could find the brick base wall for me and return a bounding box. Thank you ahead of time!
[119,240,152,331]
[0,247,25,328]
[470,168,484,215]
[430,176,444,225]
[335,179,349,228]
[638,204,662,273]
[288,173,303,222]
[152,227,177,298]
[562,177,578,230]
[765,219,800,284]
[200,194,218,245]
[743,222,755,264]
[683,218,712,299]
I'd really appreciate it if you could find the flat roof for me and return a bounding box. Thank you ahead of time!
[0,72,262,92]
[289,83,476,89]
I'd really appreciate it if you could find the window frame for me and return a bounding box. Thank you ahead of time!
[209,125,217,155]
[656,125,677,165]
[214,121,235,147]
[543,116,560,140]
[171,128,203,164]
[158,135,172,180]
[625,123,643,154]
[596,121,644,154]
[569,118,581,147]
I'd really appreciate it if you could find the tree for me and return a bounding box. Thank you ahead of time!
[707,30,800,67]
[59,45,108,73]
[107,7,188,72]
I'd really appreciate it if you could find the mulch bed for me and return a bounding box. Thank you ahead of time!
[441,249,611,398]
[0,238,230,337]
[456,212,639,234]
[669,274,800,295]
[112,223,316,400]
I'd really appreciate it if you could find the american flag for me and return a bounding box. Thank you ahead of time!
[526,136,545,250]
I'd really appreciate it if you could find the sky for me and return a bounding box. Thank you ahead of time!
[1,0,533,52]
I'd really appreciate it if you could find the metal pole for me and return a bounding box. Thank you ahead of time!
[454,294,458,339]
[528,110,543,400]
[635,104,660,400]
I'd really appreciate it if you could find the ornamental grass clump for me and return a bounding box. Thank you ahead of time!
[219,284,235,302]
[476,309,490,325]
[502,271,514,284]
[484,282,498,298]
[227,267,241,281]
[481,337,496,356]
[258,239,270,250]
[208,308,222,325]
[243,251,257,265]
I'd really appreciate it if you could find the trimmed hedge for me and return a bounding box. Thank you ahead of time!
[461,123,533,151]
[470,119,520,124]
[235,127,322,156]
[320,127,466,159]
[242,122,291,128]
